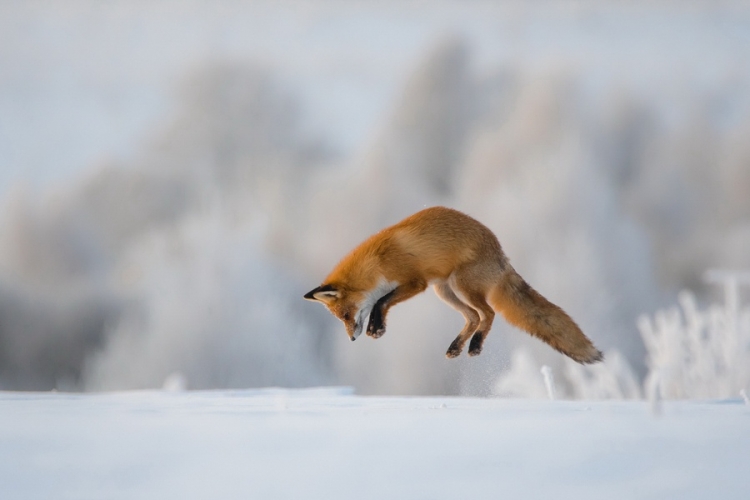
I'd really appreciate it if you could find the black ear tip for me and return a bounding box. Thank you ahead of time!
[304,284,339,301]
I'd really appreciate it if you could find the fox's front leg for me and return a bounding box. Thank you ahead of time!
[366,280,427,339]
[366,290,394,338]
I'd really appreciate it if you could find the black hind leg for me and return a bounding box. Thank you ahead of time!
[446,335,465,358]
[468,331,485,356]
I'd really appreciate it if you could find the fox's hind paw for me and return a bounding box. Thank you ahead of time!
[445,336,464,358]
[468,332,484,356]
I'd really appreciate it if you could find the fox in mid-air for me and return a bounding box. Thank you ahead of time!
[304,206,602,364]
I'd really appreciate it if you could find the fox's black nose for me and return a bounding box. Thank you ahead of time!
[350,336,356,341]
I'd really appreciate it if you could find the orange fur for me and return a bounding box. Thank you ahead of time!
[304,206,602,363]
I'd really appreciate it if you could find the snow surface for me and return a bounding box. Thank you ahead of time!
[1,388,748,499]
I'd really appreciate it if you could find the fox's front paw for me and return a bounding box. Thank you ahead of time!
[367,325,386,339]
[366,314,386,339]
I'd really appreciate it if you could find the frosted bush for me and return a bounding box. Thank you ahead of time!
[494,348,642,400]
[493,350,549,399]
[83,207,334,391]
[639,272,750,400]
[564,350,642,400]
[495,271,750,400]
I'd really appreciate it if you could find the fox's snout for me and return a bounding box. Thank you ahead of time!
[348,316,365,341]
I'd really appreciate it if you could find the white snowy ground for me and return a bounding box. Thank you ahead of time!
[1,388,748,500]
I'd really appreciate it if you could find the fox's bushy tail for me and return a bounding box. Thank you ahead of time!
[489,268,603,364]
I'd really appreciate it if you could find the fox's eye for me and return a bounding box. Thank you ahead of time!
[343,312,351,321]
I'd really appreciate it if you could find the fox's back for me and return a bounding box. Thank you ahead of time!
[389,207,506,280]
[326,207,506,289]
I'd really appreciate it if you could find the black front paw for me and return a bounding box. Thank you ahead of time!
[366,309,386,338]
[366,290,394,338]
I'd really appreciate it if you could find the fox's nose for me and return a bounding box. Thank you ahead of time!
[350,336,356,341]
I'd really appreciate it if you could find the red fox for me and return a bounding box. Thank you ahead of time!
[304,207,602,364]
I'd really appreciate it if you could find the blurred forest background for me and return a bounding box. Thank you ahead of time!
[1,1,749,396]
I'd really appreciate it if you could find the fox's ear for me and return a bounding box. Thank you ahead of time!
[304,284,340,303]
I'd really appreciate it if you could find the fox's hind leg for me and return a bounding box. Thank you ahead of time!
[450,273,496,357]
[463,293,495,356]
[434,282,481,358]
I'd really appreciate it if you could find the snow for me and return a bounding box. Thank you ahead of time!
[1,388,748,499]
